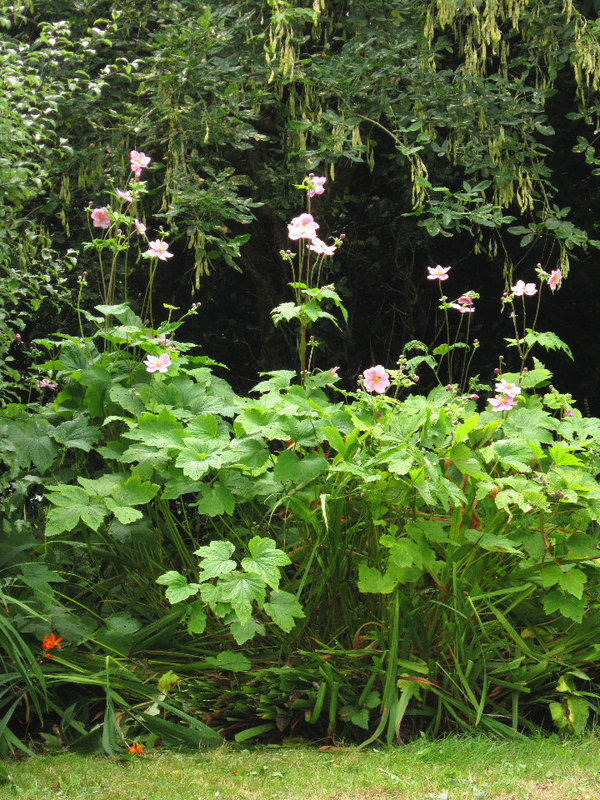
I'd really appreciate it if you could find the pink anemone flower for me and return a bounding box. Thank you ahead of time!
[143,353,172,373]
[91,207,111,229]
[362,365,390,394]
[146,240,173,260]
[427,265,451,281]
[287,213,320,241]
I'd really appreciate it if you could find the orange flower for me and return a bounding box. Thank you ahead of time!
[42,633,63,657]
[126,742,144,755]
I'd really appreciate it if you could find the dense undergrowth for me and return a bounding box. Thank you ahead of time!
[2,161,600,757]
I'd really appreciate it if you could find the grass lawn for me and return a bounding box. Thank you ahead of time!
[3,735,600,800]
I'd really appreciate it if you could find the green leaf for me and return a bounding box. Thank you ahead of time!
[205,651,251,672]
[464,529,522,554]
[229,617,265,645]
[156,571,201,604]
[45,485,108,533]
[523,329,573,360]
[241,536,290,589]
[186,601,207,635]
[109,476,160,506]
[194,540,236,580]
[542,589,586,623]
[274,449,328,484]
[157,670,180,694]
[357,564,397,594]
[104,499,143,525]
[52,415,101,451]
[175,448,221,480]
[540,565,587,599]
[45,506,82,537]
[264,589,305,632]
[549,697,589,734]
[108,384,145,415]
[218,572,266,624]
[195,483,235,516]
[122,407,185,449]
[5,419,57,473]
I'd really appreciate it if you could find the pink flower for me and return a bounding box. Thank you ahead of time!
[494,379,521,397]
[134,219,146,235]
[488,393,518,412]
[38,379,57,390]
[115,188,134,203]
[470,393,479,401]
[450,302,475,314]
[331,366,340,377]
[427,265,451,281]
[511,280,537,297]
[565,408,575,417]
[308,175,326,198]
[130,150,151,178]
[91,207,111,229]
[146,240,173,260]
[548,269,562,292]
[15,333,22,343]
[362,365,390,394]
[308,237,337,256]
[287,213,319,241]
[143,353,172,373]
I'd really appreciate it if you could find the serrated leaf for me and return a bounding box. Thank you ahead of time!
[264,589,305,632]
[121,407,185,449]
[104,499,144,525]
[186,600,207,635]
[205,651,251,672]
[175,448,221,480]
[542,589,586,623]
[52,415,101,451]
[156,571,201,604]
[274,449,328,484]
[541,565,586,599]
[195,483,235,516]
[357,564,397,594]
[218,572,266,624]
[108,384,145,415]
[194,540,236,580]
[5,419,57,473]
[229,617,265,645]
[109,475,160,506]
[241,536,290,589]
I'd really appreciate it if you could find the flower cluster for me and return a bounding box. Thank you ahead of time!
[130,150,151,179]
[451,294,475,314]
[427,265,478,313]
[126,742,145,755]
[286,176,338,257]
[89,151,174,261]
[307,173,326,198]
[42,632,63,658]
[488,378,521,412]
[511,279,537,297]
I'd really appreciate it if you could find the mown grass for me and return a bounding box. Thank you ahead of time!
[3,735,600,800]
